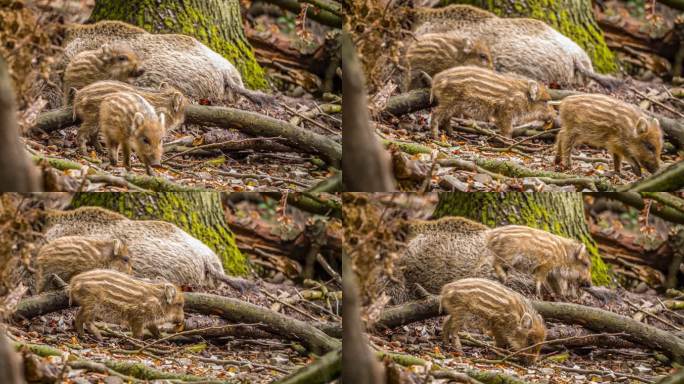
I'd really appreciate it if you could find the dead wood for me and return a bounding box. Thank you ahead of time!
[30,104,342,167]
[262,0,342,27]
[341,33,396,191]
[0,57,40,191]
[13,290,341,355]
[273,348,341,384]
[619,160,684,192]
[373,296,684,364]
[594,192,684,225]
[183,292,340,354]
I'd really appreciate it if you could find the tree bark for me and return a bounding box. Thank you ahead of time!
[341,256,385,384]
[433,192,610,285]
[0,330,23,384]
[0,57,40,191]
[341,33,396,191]
[444,0,617,73]
[69,192,249,275]
[90,0,267,89]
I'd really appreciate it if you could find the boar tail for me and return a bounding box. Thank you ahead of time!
[206,263,255,294]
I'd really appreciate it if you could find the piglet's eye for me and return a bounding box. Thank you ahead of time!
[117,56,128,62]
[142,136,151,145]
[122,257,130,262]
[644,141,655,151]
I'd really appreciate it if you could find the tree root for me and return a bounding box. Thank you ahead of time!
[30,105,342,167]
[373,296,684,364]
[272,348,341,384]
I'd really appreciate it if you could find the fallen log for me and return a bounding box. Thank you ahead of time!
[374,296,684,364]
[263,0,342,27]
[13,290,341,355]
[619,160,684,192]
[30,105,342,167]
[594,192,684,224]
[184,292,341,354]
[273,348,341,384]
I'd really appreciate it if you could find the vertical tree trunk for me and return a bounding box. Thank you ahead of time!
[70,192,249,276]
[0,330,23,384]
[443,0,617,73]
[90,0,267,89]
[433,192,610,285]
[0,57,40,192]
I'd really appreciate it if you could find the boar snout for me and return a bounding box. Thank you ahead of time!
[133,67,145,77]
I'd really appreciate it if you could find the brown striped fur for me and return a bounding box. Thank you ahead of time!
[440,278,546,363]
[555,94,663,176]
[69,269,184,340]
[485,225,592,297]
[407,216,489,237]
[35,236,131,293]
[99,91,165,175]
[74,80,187,142]
[63,44,143,105]
[430,66,555,138]
[404,33,492,91]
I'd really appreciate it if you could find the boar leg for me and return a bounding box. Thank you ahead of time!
[612,153,622,175]
[430,106,451,138]
[89,131,104,154]
[74,308,87,338]
[443,314,464,353]
[76,126,93,155]
[130,319,145,340]
[497,111,514,138]
[122,143,132,171]
[147,324,162,338]
[555,130,576,169]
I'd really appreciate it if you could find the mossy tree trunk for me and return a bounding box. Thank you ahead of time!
[70,192,249,276]
[432,192,610,285]
[442,0,617,73]
[90,0,268,89]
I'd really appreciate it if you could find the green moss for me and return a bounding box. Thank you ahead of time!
[90,0,268,89]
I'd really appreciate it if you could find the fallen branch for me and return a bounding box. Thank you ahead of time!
[272,348,341,384]
[13,290,341,355]
[33,155,207,192]
[373,296,684,364]
[594,192,684,224]
[619,160,684,192]
[30,105,342,168]
[184,292,341,354]
[185,105,341,167]
[263,0,342,27]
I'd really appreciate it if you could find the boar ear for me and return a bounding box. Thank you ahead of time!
[527,81,539,101]
[573,243,586,260]
[520,313,534,329]
[132,112,145,132]
[112,239,123,257]
[462,38,473,53]
[158,112,166,128]
[158,82,169,90]
[636,117,649,135]
[173,93,182,113]
[101,44,113,61]
[164,284,177,304]
[652,117,660,129]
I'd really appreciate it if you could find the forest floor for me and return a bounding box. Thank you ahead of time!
[10,0,340,192]
[366,194,683,383]
[5,194,342,383]
[370,1,684,192]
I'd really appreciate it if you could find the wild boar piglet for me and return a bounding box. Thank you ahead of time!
[441,278,546,363]
[69,269,185,340]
